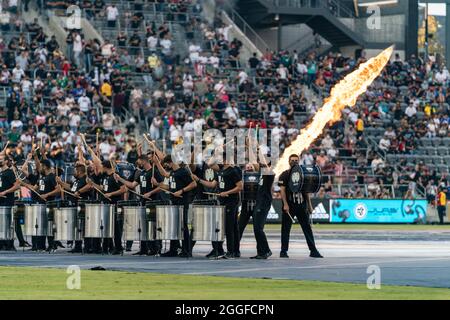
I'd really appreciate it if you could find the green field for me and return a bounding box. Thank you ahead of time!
[0,267,449,300]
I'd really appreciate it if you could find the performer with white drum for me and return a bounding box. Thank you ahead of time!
[114,154,164,256]
[88,160,127,255]
[0,154,21,251]
[56,163,92,253]
[278,154,323,259]
[152,155,197,258]
[196,158,243,259]
[20,159,64,251]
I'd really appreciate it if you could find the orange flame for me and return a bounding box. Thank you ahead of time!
[274,46,394,177]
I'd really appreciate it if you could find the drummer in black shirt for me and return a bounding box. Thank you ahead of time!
[20,159,63,251]
[278,154,323,259]
[238,151,274,259]
[0,154,21,251]
[191,161,218,201]
[88,160,127,254]
[114,154,163,255]
[196,158,243,259]
[57,163,92,253]
[152,154,197,258]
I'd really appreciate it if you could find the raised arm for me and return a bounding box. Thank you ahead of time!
[152,154,170,178]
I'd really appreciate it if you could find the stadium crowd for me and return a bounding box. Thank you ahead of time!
[0,0,449,202]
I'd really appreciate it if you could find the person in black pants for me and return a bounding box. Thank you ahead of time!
[238,158,274,259]
[88,160,127,255]
[57,163,92,253]
[191,160,219,258]
[114,154,164,255]
[278,154,323,259]
[152,155,197,258]
[21,158,65,251]
[196,160,243,259]
[0,154,22,251]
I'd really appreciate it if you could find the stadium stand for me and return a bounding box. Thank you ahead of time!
[0,0,448,202]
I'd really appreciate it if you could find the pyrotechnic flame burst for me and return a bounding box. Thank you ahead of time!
[273,46,394,177]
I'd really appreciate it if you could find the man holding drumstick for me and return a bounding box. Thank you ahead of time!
[278,154,323,259]
[152,154,197,258]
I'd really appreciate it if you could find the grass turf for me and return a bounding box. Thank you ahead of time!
[0,267,449,300]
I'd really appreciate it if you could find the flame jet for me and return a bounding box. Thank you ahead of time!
[273,46,394,177]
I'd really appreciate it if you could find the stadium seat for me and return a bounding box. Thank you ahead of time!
[432,138,443,147]
[437,148,448,156]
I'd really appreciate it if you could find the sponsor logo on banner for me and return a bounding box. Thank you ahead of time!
[330,199,427,224]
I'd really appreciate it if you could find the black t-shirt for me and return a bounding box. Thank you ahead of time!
[168,167,193,205]
[278,169,305,204]
[101,173,122,203]
[70,176,89,201]
[218,166,241,205]
[0,168,16,206]
[256,173,274,210]
[192,163,217,200]
[36,172,57,203]
[249,57,260,69]
[134,167,163,200]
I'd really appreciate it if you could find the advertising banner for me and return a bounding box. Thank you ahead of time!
[330,199,427,224]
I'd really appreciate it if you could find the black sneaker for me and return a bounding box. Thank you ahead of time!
[222,252,234,259]
[257,250,272,259]
[160,250,178,257]
[111,249,123,255]
[234,252,241,258]
[55,241,65,249]
[310,251,323,258]
[132,251,146,256]
[178,251,192,258]
[206,249,222,258]
[19,242,31,248]
[147,249,161,256]
[280,251,289,258]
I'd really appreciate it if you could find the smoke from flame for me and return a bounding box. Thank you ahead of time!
[273,46,394,177]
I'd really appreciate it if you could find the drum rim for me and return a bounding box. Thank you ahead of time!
[313,165,323,194]
[192,205,226,209]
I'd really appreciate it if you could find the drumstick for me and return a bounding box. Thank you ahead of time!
[286,212,295,223]
[90,184,111,201]
[203,192,228,197]
[56,165,63,199]
[1,141,9,153]
[127,188,150,200]
[143,134,153,149]
[20,181,46,201]
[96,131,99,156]
[60,188,81,199]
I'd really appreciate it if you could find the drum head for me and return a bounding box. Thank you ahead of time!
[288,165,303,194]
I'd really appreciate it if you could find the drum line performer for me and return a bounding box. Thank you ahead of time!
[20,157,65,251]
[238,146,274,259]
[113,153,164,256]
[0,153,22,251]
[278,154,323,259]
[151,154,197,258]
[56,162,92,253]
[87,159,127,255]
[195,148,243,259]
